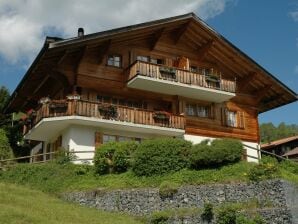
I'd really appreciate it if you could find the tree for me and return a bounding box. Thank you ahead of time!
[0,86,10,113]
[0,128,14,160]
[260,122,298,143]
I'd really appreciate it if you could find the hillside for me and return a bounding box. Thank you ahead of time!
[0,182,142,224]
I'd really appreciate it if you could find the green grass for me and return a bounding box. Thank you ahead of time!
[1,160,297,195]
[0,161,252,194]
[0,182,143,224]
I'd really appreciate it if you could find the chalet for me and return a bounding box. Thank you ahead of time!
[5,13,297,163]
[261,136,298,161]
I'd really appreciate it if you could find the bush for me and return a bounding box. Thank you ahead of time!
[54,147,77,165]
[248,156,279,181]
[190,138,243,168]
[0,128,14,160]
[94,141,138,175]
[150,211,170,224]
[280,159,298,174]
[132,138,192,176]
[217,206,237,224]
[159,181,179,198]
[201,202,214,223]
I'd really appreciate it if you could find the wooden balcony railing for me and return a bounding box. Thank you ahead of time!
[127,60,236,93]
[25,99,185,133]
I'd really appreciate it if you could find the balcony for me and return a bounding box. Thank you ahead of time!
[127,61,236,102]
[24,99,185,141]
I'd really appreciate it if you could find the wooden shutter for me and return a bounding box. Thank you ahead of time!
[237,111,245,129]
[221,107,227,126]
[95,132,102,149]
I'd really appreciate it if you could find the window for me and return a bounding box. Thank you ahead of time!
[103,135,116,144]
[101,134,141,144]
[137,55,163,65]
[118,136,132,142]
[107,55,121,67]
[186,103,210,118]
[137,55,149,62]
[226,110,237,127]
[222,108,245,129]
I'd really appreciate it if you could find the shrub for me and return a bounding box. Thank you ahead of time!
[159,181,179,198]
[248,156,279,181]
[54,147,76,165]
[280,159,298,174]
[0,128,14,160]
[94,141,138,175]
[201,202,214,223]
[150,211,170,224]
[132,138,192,176]
[190,138,243,168]
[217,206,237,224]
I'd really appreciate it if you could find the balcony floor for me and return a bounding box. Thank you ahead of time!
[127,76,235,102]
[25,115,185,142]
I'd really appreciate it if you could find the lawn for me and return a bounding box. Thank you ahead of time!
[0,161,254,194]
[0,182,143,224]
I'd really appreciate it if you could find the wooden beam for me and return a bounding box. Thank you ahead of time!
[57,50,68,66]
[98,39,111,64]
[260,94,283,108]
[75,46,88,74]
[150,28,164,51]
[197,40,214,62]
[255,85,272,104]
[174,21,191,44]
[237,72,257,92]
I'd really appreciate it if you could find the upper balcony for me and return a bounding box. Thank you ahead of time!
[127,61,236,102]
[24,99,185,142]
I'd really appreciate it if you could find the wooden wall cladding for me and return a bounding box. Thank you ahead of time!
[56,37,260,143]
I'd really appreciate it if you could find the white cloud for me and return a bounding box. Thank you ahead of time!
[0,0,231,65]
[289,11,298,22]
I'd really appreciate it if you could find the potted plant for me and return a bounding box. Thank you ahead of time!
[159,66,176,79]
[98,105,118,119]
[153,111,170,120]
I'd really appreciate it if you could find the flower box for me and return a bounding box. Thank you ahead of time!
[98,105,118,119]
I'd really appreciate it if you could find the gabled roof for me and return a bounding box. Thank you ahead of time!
[4,13,297,113]
[283,147,298,157]
[261,135,298,150]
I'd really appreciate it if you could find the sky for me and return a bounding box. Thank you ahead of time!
[0,0,297,125]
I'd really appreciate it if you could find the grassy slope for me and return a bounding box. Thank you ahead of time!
[0,182,143,224]
[0,162,253,194]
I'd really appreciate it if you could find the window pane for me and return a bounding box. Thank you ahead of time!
[114,56,120,62]
[150,58,157,64]
[138,56,148,62]
[107,56,114,65]
[103,135,116,144]
[114,61,120,67]
[227,111,237,127]
[186,104,196,116]
[118,136,132,142]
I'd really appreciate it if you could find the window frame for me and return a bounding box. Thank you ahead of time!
[185,102,211,118]
[107,54,122,68]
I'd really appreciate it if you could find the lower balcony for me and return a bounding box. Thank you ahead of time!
[24,99,185,141]
[127,61,236,102]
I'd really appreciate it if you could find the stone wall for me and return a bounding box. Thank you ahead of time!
[63,179,297,224]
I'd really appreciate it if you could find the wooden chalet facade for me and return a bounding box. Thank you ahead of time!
[5,13,297,163]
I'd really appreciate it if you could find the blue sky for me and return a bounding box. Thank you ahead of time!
[0,0,297,125]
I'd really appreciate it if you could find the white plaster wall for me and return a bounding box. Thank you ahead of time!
[62,125,95,164]
[184,134,260,163]
[60,124,165,164]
